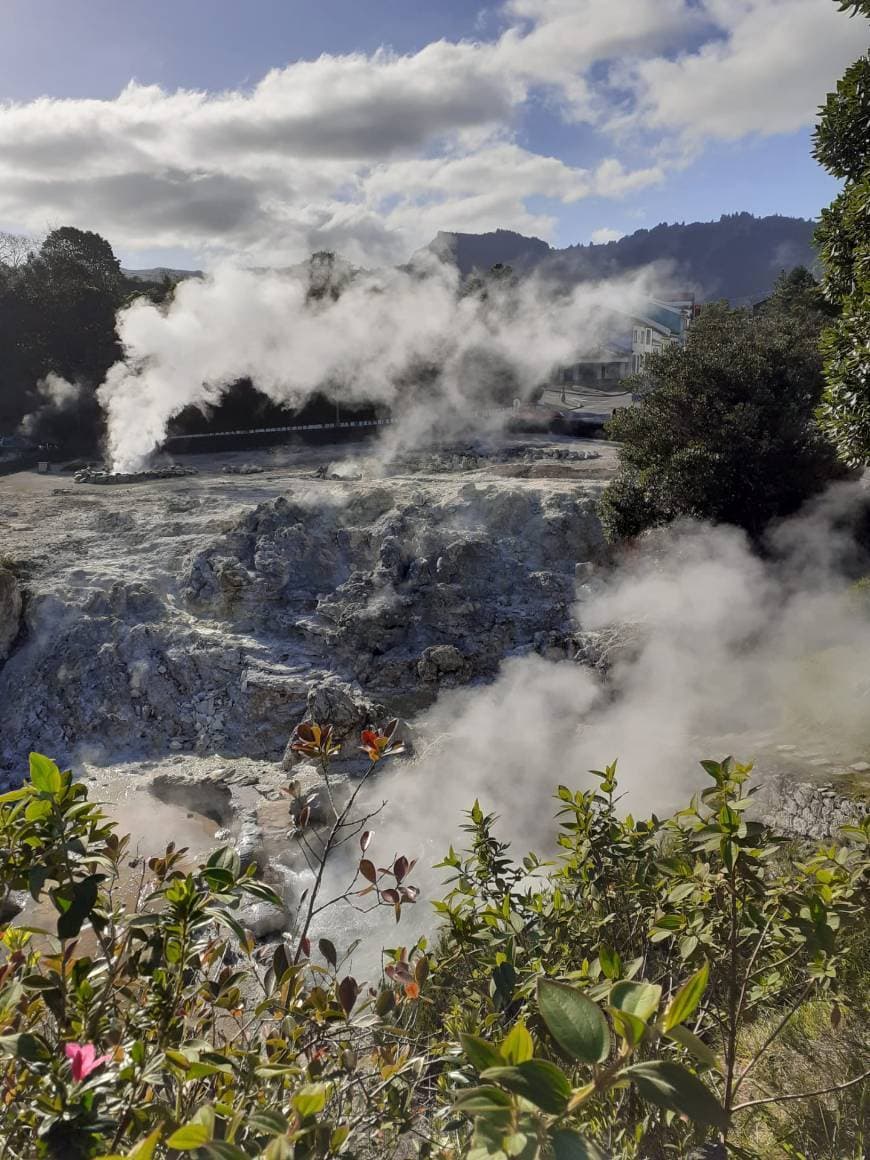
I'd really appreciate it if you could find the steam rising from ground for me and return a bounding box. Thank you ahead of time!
[320,482,870,953]
[19,373,84,437]
[96,253,660,471]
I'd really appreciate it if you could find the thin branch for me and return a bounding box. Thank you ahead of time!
[732,1068,870,1112]
[731,978,814,1101]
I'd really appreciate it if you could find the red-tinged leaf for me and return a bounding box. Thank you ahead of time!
[360,730,379,747]
[359,859,377,884]
[299,937,311,958]
[360,830,373,853]
[338,976,359,1016]
[393,856,409,882]
[381,888,400,905]
[399,886,419,903]
[318,938,337,969]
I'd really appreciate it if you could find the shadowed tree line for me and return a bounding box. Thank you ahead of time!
[0,228,129,448]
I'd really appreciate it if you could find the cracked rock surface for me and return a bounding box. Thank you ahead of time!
[0,443,608,780]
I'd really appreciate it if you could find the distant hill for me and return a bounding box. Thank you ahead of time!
[429,229,551,275]
[430,213,820,303]
[122,266,203,283]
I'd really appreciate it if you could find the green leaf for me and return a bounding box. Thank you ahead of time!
[482,1061,572,1115]
[454,1086,514,1115]
[662,962,709,1032]
[608,1007,647,1048]
[56,874,101,939]
[123,1128,163,1160]
[292,1082,331,1119]
[609,981,661,1024]
[664,1025,721,1071]
[598,944,621,981]
[0,1033,52,1062]
[537,979,610,1064]
[29,752,62,795]
[239,880,283,906]
[203,1145,249,1160]
[166,1123,212,1150]
[461,1033,505,1072]
[551,1130,607,1160]
[501,1021,534,1065]
[624,1061,728,1129]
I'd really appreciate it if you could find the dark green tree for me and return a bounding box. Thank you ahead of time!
[813,2,870,463]
[0,227,127,446]
[600,290,843,540]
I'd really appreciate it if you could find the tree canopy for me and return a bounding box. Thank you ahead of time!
[813,3,870,463]
[0,227,131,446]
[600,281,844,541]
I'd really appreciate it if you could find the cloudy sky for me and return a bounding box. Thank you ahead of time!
[0,0,865,268]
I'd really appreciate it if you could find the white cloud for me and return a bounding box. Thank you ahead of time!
[624,0,866,145]
[590,227,625,244]
[0,0,864,262]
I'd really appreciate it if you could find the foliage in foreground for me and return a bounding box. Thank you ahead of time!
[600,287,843,541]
[814,2,870,464]
[0,744,868,1159]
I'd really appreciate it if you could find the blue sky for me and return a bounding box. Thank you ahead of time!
[0,0,863,266]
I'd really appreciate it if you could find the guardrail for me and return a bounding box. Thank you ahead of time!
[163,417,396,443]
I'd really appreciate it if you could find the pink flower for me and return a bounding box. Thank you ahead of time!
[64,1042,111,1082]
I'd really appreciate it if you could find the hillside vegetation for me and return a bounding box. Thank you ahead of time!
[433,213,818,302]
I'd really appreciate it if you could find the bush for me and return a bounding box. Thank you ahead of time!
[1,744,867,1159]
[813,5,870,464]
[601,296,843,542]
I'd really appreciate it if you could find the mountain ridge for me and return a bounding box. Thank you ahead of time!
[433,213,819,303]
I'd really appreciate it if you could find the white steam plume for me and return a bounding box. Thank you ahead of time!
[308,482,870,958]
[19,372,84,437]
[97,252,663,472]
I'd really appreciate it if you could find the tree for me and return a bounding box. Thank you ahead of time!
[600,290,843,541]
[813,2,870,464]
[0,231,34,269]
[0,227,127,446]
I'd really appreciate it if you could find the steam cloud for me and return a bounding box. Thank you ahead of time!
[309,482,870,955]
[19,372,84,437]
[94,253,662,472]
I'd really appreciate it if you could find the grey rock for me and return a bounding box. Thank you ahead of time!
[0,889,27,922]
[236,810,267,872]
[0,568,22,661]
[237,898,290,939]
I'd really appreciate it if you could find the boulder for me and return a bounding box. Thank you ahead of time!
[236,898,290,939]
[0,568,22,661]
[0,889,26,923]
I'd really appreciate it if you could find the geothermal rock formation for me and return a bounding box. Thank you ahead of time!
[0,568,21,661]
[0,459,606,777]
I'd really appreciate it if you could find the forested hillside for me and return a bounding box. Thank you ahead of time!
[435,212,819,302]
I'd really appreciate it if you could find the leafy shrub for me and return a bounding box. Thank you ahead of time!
[0,745,867,1159]
[813,4,870,465]
[601,297,843,542]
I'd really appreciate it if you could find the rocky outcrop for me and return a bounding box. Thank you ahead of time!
[753,773,864,841]
[183,482,605,702]
[0,474,606,774]
[0,568,21,662]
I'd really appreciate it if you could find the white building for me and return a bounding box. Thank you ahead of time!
[555,295,696,389]
[630,298,695,373]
